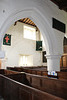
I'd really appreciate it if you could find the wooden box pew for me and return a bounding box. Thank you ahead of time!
[22,66,47,72]
[42,71,48,76]
[60,67,67,72]
[7,66,67,72]
[26,69,32,74]
[14,68,67,80]
[0,74,63,100]
[7,67,48,76]
[7,67,29,73]
[20,69,48,76]
[21,69,67,80]
[57,71,67,80]
[3,68,67,81]
[7,66,47,71]
[10,67,23,72]
[3,71,67,99]
[19,66,47,69]
[14,66,38,70]
[14,67,25,72]
[7,67,67,80]
[25,73,67,99]
[7,67,23,72]
[31,70,37,75]
[0,69,5,74]
[7,67,15,70]
[0,69,19,75]
[5,73,31,86]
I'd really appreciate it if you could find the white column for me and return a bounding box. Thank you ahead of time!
[46,55,61,71]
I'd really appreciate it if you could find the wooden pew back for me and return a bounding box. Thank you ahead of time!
[0,69,19,75]
[0,74,63,100]
[57,71,67,80]
[1,70,66,100]
[25,73,67,99]
[7,67,67,80]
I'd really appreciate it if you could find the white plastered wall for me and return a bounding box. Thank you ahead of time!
[2,22,43,68]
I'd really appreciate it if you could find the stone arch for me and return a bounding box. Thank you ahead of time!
[0,8,62,71]
[0,8,57,55]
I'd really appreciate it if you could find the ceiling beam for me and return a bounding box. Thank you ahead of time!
[50,0,67,12]
[59,3,67,9]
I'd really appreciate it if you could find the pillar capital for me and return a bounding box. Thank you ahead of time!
[46,54,62,72]
[46,54,61,59]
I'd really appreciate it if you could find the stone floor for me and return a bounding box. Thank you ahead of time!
[0,96,4,100]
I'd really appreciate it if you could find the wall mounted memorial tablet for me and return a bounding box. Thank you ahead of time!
[52,18,66,33]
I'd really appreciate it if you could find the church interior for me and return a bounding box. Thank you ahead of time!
[0,0,67,100]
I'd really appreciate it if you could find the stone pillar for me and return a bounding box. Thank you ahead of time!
[46,55,61,71]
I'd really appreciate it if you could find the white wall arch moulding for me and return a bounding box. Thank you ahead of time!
[0,8,58,55]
